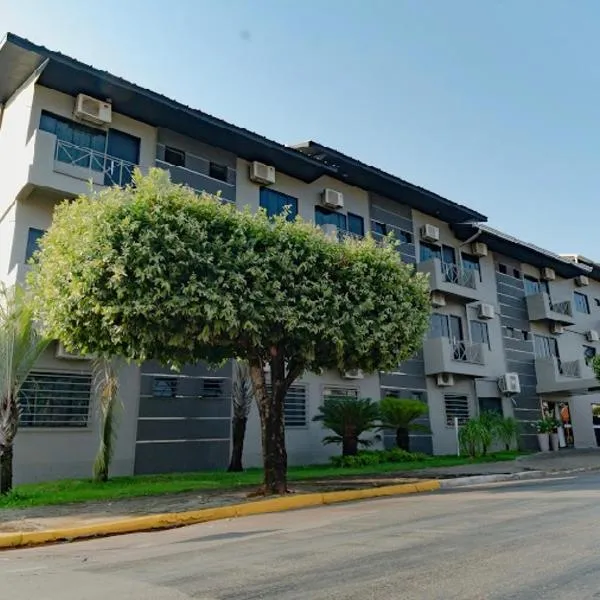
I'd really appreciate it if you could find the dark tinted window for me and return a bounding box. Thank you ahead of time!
[164,146,186,167]
[347,213,365,237]
[260,188,298,221]
[209,162,228,182]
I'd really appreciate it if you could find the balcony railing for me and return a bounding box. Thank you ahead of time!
[441,263,477,289]
[558,359,581,378]
[55,139,137,187]
[337,229,364,242]
[550,300,573,317]
[451,340,484,364]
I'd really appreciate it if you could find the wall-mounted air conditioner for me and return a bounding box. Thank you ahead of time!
[550,322,564,335]
[321,188,344,209]
[343,369,364,380]
[541,267,556,281]
[420,224,440,243]
[74,94,112,126]
[498,372,520,395]
[430,291,446,307]
[436,372,454,387]
[586,330,599,342]
[471,242,488,257]
[575,275,590,287]
[55,342,94,361]
[478,303,495,319]
[249,161,276,185]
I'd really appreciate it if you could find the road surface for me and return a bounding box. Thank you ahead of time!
[2,473,600,599]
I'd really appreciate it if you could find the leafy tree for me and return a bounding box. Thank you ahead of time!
[92,358,121,482]
[0,284,50,494]
[29,169,431,494]
[313,397,380,456]
[228,361,254,472]
[378,396,429,451]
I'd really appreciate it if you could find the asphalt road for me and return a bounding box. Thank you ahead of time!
[3,474,600,599]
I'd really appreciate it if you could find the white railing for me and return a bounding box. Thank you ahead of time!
[55,139,137,187]
[442,262,477,289]
[558,359,581,378]
[550,299,573,317]
[337,229,364,242]
[451,340,484,364]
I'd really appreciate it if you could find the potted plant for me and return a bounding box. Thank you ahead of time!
[535,417,552,452]
[548,417,561,451]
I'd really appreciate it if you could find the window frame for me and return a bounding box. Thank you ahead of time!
[574,291,590,314]
[470,320,491,350]
[164,146,186,167]
[259,188,299,221]
[347,212,365,237]
[25,227,46,262]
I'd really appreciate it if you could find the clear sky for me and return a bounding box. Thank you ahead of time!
[2,0,598,257]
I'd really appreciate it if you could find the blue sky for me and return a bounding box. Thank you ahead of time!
[3,0,599,257]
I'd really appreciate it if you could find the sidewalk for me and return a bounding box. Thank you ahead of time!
[1,450,598,537]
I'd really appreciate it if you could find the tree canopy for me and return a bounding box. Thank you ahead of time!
[29,169,431,492]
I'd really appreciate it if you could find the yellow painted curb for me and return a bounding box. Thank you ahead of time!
[0,479,440,550]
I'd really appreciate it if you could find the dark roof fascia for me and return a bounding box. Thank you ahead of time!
[292,140,487,224]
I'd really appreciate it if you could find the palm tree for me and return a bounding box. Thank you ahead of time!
[494,416,520,451]
[379,396,429,451]
[228,361,255,472]
[0,284,50,494]
[93,358,121,482]
[313,397,379,456]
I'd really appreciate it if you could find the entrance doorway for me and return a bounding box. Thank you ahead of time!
[542,400,574,448]
[592,404,600,447]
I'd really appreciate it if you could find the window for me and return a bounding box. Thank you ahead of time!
[420,241,441,263]
[428,313,463,341]
[25,228,46,262]
[202,378,225,398]
[470,321,490,349]
[534,334,559,358]
[396,229,413,244]
[498,263,507,275]
[513,269,521,279]
[371,220,386,237]
[347,213,365,237]
[574,292,590,314]
[479,397,503,415]
[595,298,600,308]
[524,276,549,296]
[315,206,346,230]
[153,377,177,398]
[384,388,425,402]
[444,395,470,426]
[584,345,597,366]
[323,386,359,399]
[209,162,228,182]
[19,371,92,428]
[164,146,186,167]
[462,253,481,281]
[260,188,298,221]
[283,385,307,427]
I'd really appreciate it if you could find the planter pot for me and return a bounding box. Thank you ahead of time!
[550,432,560,452]
[537,433,550,452]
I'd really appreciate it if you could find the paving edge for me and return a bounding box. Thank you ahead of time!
[0,480,441,550]
[438,470,547,488]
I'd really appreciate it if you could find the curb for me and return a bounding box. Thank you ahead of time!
[438,470,547,488]
[0,479,440,550]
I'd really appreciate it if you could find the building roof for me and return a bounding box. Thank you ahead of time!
[0,32,487,224]
[452,223,591,279]
[561,254,600,281]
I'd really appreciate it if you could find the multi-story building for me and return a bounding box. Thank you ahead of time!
[1,33,600,484]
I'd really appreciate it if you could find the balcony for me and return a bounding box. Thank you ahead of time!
[534,357,598,394]
[155,147,236,204]
[423,337,490,377]
[16,130,138,200]
[320,224,364,242]
[526,292,575,325]
[417,258,481,302]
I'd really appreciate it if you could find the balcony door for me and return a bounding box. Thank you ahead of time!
[104,129,140,186]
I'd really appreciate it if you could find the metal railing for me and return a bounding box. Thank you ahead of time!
[451,340,484,364]
[156,144,236,185]
[558,359,581,378]
[55,139,137,187]
[337,229,364,242]
[441,262,477,289]
[549,299,573,317]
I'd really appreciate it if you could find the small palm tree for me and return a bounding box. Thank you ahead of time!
[93,358,121,482]
[313,397,379,456]
[0,284,50,494]
[228,361,255,472]
[379,396,429,451]
[494,416,520,451]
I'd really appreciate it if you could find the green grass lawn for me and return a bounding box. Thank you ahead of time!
[0,451,522,509]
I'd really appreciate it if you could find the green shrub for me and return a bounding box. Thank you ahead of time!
[329,448,428,468]
[459,417,494,458]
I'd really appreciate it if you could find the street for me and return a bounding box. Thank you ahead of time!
[2,473,600,599]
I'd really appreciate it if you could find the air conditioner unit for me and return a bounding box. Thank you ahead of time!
[436,372,454,387]
[550,322,564,335]
[471,242,488,257]
[575,275,590,287]
[541,267,556,281]
[249,161,276,185]
[586,330,599,342]
[430,291,446,307]
[478,303,495,319]
[420,224,440,243]
[74,94,112,125]
[55,342,94,361]
[343,369,364,380]
[498,372,520,395]
[321,188,344,209]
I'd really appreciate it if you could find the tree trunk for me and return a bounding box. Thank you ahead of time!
[396,427,410,451]
[342,434,358,456]
[249,356,288,495]
[0,445,13,495]
[228,415,248,472]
